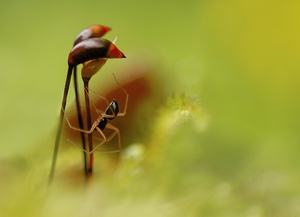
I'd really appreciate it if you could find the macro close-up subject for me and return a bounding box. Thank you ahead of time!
[1,1,300,217]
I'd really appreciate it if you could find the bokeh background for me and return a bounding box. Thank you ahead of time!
[1,0,300,216]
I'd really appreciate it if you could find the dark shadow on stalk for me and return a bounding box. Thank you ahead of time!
[83,77,94,182]
[73,67,88,179]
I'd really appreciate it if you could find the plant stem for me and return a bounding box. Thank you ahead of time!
[73,67,88,180]
[49,66,73,186]
[83,77,93,184]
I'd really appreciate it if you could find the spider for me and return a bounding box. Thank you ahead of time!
[63,76,128,154]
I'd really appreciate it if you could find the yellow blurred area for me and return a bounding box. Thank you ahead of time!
[201,0,300,87]
[197,1,300,138]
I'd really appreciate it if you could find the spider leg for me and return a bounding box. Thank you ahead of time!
[62,107,98,134]
[67,127,106,154]
[87,88,116,119]
[64,107,122,154]
[112,73,129,117]
[67,138,89,152]
[92,123,121,154]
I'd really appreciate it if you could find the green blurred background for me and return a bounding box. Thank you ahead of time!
[1,0,300,216]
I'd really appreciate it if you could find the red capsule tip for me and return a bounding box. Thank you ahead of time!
[73,25,112,46]
[91,25,111,36]
[107,43,125,58]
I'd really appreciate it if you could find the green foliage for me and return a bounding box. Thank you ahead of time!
[1,0,300,216]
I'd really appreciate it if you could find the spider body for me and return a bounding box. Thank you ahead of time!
[63,78,128,154]
[97,99,119,130]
